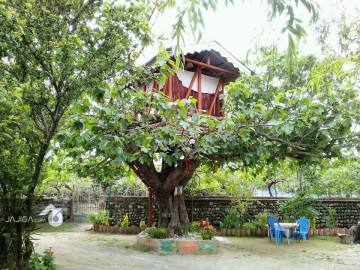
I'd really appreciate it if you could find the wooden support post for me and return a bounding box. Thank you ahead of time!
[185,68,200,99]
[168,74,173,101]
[207,79,222,115]
[197,69,202,111]
[148,187,153,227]
[221,82,225,117]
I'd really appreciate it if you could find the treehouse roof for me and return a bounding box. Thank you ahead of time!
[146,41,253,84]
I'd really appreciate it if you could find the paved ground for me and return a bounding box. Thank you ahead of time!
[33,223,360,270]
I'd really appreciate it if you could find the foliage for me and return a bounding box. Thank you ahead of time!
[220,208,240,229]
[310,217,316,229]
[201,227,215,240]
[326,207,337,229]
[242,222,257,230]
[87,211,103,224]
[28,248,56,270]
[256,212,269,229]
[121,214,129,228]
[146,227,168,239]
[139,220,146,228]
[279,193,316,220]
[188,221,200,233]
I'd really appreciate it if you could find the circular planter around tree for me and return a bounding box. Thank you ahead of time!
[93,223,99,232]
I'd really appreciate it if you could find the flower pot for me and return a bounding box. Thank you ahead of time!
[323,228,329,236]
[314,229,319,235]
[93,223,99,232]
[308,229,314,236]
[319,229,323,236]
[99,225,104,232]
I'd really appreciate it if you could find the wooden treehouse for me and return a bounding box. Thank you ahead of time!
[141,42,252,227]
[143,41,252,116]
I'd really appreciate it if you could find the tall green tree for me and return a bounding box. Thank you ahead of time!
[0,0,154,268]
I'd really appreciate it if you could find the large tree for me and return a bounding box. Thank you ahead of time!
[0,0,154,268]
[0,0,324,268]
[60,43,360,237]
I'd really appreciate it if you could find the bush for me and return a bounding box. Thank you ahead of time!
[86,211,103,224]
[255,212,268,229]
[188,221,200,233]
[146,227,168,239]
[28,248,56,270]
[242,222,257,230]
[220,208,240,229]
[279,193,316,220]
[201,227,215,240]
[326,207,337,228]
[121,214,129,227]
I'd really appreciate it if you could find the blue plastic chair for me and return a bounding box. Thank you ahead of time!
[267,216,290,245]
[293,218,310,241]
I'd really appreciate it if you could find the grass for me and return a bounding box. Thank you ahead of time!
[35,222,75,233]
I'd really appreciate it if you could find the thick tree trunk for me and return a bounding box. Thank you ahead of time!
[156,193,189,237]
[128,152,197,238]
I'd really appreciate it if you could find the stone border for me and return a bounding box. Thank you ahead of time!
[137,232,219,253]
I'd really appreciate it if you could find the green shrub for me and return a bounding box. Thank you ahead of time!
[242,222,257,230]
[220,208,240,229]
[139,220,146,227]
[201,227,215,240]
[87,211,103,224]
[279,193,316,220]
[146,227,168,239]
[188,221,200,233]
[326,207,337,228]
[28,248,56,270]
[255,212,268,229]
[121,214,129,227]
[116,221,122,227]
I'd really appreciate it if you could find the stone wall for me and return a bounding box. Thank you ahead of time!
[109,196,360,229]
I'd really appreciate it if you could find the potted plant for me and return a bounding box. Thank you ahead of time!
[121,213,130,234]
[116,221,124,233]
[139,220,146,231]
[201,226,215,240]
[220,208,240,236]
[242,222,256,236]
[87,211,102,232]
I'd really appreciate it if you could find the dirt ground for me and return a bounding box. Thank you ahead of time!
[33,223,360,270]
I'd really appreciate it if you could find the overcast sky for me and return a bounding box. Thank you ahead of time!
[141,0,360,63]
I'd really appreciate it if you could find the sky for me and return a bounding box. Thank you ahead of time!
[141,0,360,63]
